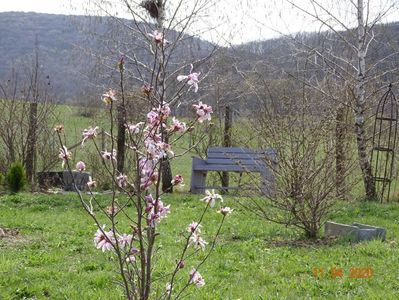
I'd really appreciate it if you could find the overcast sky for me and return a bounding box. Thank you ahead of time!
[1,0,399,45]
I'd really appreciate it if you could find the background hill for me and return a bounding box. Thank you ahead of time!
[0,12,215,103]
[1,11,399,105]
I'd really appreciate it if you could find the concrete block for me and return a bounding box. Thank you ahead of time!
[324,221,386,242]
[62,171,91,191]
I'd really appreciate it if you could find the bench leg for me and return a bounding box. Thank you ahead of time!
[260,168,275,197]
[190,157,207,194]
[190,170,207,194]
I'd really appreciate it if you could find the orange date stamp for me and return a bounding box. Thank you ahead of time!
[313,267,373,279]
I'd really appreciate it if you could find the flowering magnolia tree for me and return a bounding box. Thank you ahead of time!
[55,31,230,299]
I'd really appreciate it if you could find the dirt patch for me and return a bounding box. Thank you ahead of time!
[0,227,30,248]
[0,227,19,238]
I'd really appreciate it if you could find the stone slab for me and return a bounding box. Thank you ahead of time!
[325,221,386,242]
[62,171,91,191]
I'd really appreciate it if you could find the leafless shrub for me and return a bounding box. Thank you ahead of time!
[240,77,355,238]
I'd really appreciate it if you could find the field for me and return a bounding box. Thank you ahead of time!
[1,192,399,299]
[1,103,399,299]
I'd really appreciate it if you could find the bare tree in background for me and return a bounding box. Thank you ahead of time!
[25,37,40,185]
[0,48,56,185]
[277,0,399,200]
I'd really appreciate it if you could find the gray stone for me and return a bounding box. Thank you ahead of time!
[62,171,91,191]
[352,223,386,241]
[324,221,386,242]
[37,171,64,189]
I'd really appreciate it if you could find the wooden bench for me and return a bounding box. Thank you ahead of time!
[190,147,277,196]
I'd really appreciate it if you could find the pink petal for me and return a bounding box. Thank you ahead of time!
[177,75,188,82]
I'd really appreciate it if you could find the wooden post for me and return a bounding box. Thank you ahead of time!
[335,105,348,200]
[101,129,106,151]
[221,105,232,191]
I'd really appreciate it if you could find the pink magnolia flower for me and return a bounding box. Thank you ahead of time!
[126,122,144,135]
[189,268,205,288]
[166,282,172,295]
[117,233,133,248]
[187,221,201,234]
[158,142,174,158]
[87,178,97,189]
[193,101,213,123]
[102,89,117,106]
[117,174,128,188]
[145,194,156,204]
[94,226,115,252]
[126,255,136,263]
[144,134,173,159]
[106,204,119,216]
[189,233,208,251]
[54,124,64,133]
[218,207,233,216]
[139,158,158,190]
[82,126,98,146]
[146,104,170,127]
[158,104,171,118]
[144,130,162,143]
[76,161,86,173]
[171,174,184,186]
[147,110,161,126]
[146,195,171,227]
[58,146,71,168]
[201,189,223,208]
[169,117,187,133]
[101,149,117,161]
[158,200,171,219]
[126,247,139,263]
[148,30,168,46]
[177,64,201,92]
[139,157,158,175]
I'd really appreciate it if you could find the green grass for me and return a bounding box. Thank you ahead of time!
[1,193,399,299]
[1,101,398,299]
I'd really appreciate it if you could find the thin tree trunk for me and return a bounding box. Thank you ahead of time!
[25,39,39,187]
[157,1,173,194]
[161,135,173,193]
[116,67,126,174]
[335,105,348,200]
[116,102,126,173]
[26,102,37,185]
[355,0,376,200]
[221,105,232,191]
[145,2,169,298]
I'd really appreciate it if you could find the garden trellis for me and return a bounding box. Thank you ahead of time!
[371,85,398,202]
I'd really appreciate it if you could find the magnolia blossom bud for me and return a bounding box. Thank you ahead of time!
[178,260,185,269]
[76,161,86,173]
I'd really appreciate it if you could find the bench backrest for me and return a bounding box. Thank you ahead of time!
[206,147,277,167]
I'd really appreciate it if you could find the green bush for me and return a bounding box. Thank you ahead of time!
[6,161,27,193]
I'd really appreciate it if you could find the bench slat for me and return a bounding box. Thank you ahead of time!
[192,185,254,190]
[205,158,262,165]
[208,147,277,158]
[193,164,263,172]
[207,152,266,159]
[208,147,259,154]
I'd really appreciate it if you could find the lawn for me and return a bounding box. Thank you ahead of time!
[1,192,399,299]
[1,102,398,299]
